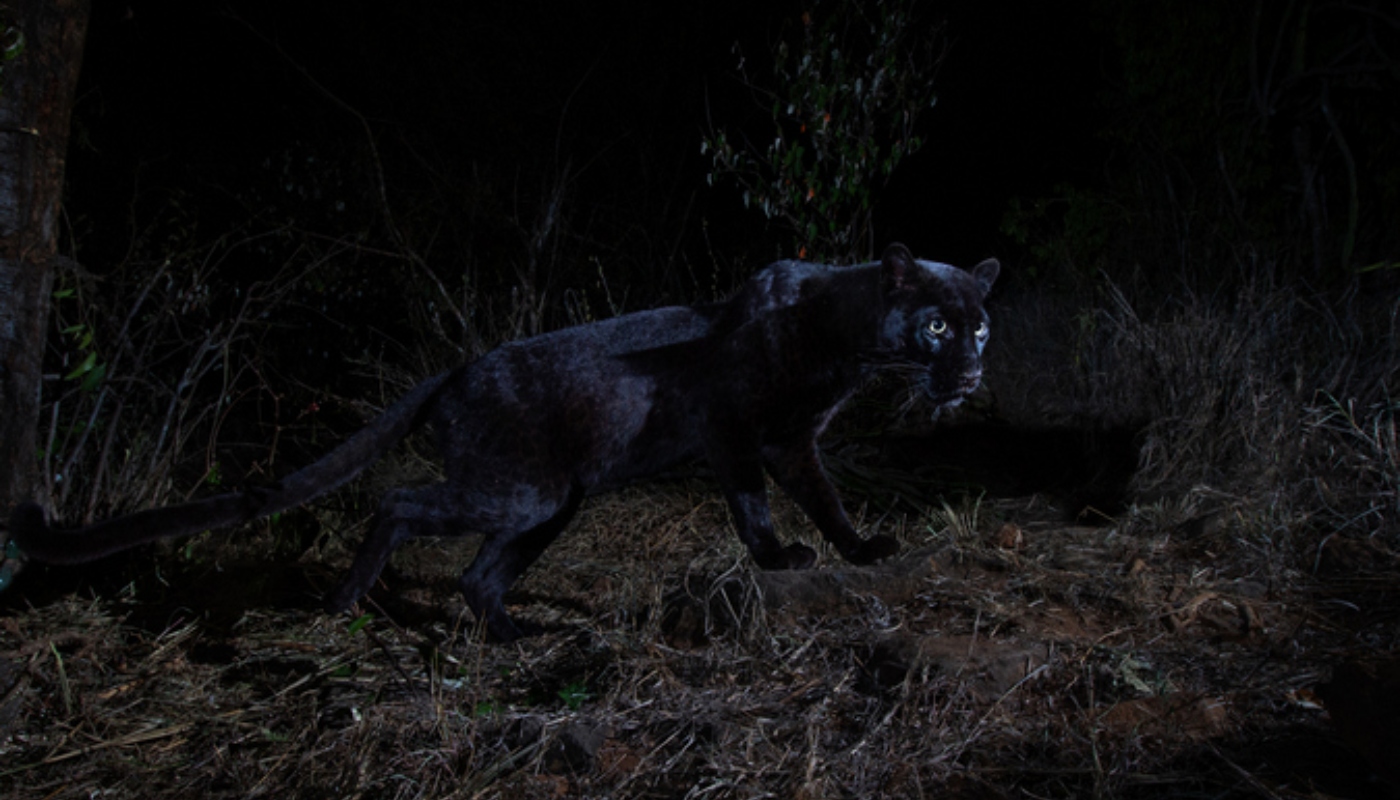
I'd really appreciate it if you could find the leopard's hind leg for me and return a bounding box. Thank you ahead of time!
[326,482,467,613]
[456,483,585,642]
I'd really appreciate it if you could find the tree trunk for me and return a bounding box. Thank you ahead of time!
[0,0,89,510]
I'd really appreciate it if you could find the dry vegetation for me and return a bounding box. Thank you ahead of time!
[3,239,1400,799]
[2,458,1398,798]
[5,229,1398,799]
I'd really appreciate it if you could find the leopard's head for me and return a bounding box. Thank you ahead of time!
[877,242,1000,408]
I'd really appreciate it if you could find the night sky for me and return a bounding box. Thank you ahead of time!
[68,0,1106,279]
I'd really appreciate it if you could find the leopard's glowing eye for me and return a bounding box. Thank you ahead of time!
[927,319,947,336]
[975,322,989,339]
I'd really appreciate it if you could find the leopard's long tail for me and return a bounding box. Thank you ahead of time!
[6,370,455,567]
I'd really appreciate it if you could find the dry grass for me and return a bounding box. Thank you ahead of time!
[6,246,1400,798]
[3,480,1396,799]
[990,270,1400,561]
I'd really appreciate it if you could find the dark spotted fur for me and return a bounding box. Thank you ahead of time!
[7,243,999,641]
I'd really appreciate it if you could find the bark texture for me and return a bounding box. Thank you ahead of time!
[0,0,89,508]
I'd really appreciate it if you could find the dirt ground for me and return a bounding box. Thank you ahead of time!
[1,478,1398,799]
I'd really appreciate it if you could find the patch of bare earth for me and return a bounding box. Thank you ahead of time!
[2,483,1397,798]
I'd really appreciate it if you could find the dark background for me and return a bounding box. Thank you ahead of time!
[67,0,1103,279]
[41,0,1400,515]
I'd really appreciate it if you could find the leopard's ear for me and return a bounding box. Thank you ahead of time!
[881,242,918,291]
[970,258,1000,296]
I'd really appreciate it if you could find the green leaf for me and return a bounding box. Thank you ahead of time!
[3,29,24,62]
[558,681,591,710]
[347,614,374,635]
[65,352,97,380]
[79,362,106,393]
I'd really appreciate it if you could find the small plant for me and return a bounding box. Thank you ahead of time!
[926,494,983,544]
[1113,652,1173,697]
[37,225,309,525]
[0,6,23,97]
[55,300,107,394]
[703,0,943,262]
[557,681,591,711]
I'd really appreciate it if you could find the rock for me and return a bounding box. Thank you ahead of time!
[544,718,609,774]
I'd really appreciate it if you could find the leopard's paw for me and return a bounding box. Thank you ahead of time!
[844,534,899,566]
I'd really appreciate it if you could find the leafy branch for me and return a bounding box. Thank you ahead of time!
[703,0,943,262]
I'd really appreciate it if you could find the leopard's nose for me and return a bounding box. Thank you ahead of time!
[958,369,982,393]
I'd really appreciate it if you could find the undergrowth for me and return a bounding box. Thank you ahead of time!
[989,262,1400,578]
